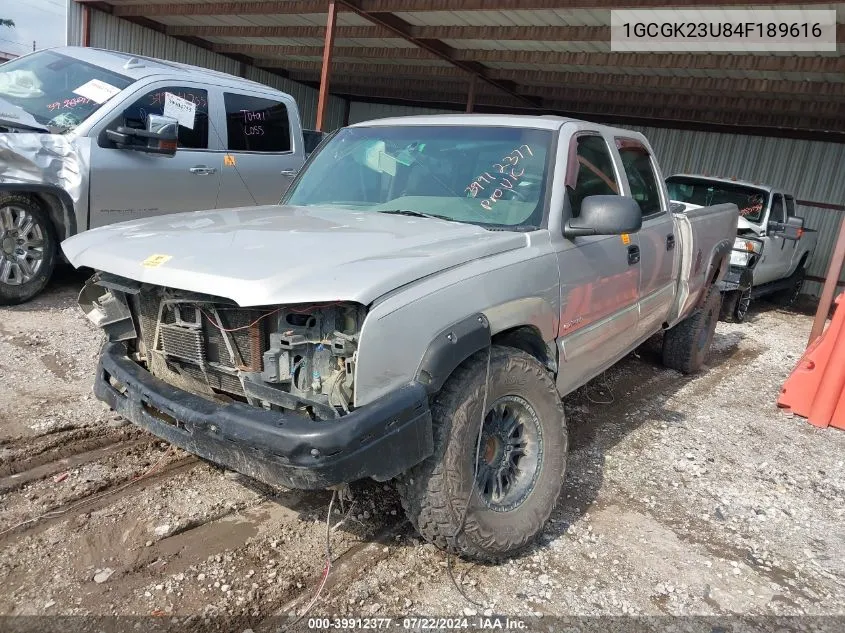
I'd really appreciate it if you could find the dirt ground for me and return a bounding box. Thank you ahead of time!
[1,269,843,631]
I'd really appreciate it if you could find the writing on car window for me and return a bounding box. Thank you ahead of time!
[465,144,534,211]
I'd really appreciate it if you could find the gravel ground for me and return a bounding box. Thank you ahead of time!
[1,271,843,632]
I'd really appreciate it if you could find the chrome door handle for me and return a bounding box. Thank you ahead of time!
[190,166,216,175]
[280,170,297,177]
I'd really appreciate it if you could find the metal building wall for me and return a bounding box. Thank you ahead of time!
[66,0,84,47]
[348,100,844,297]
[70,7,347,130]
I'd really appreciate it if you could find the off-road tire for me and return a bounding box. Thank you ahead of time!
[770,266,805,307]
[662,287,722,374]
[395,346,567,562]
[720,288,750,323]
[0,194,57,306]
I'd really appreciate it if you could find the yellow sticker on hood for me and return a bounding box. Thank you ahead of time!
[142,254,172,268]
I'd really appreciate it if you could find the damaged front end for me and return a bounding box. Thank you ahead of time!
[79,273,433,489]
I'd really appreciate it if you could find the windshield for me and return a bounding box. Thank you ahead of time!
[0,50,133,133]
[284,125,553,229]
[667,177,769,223]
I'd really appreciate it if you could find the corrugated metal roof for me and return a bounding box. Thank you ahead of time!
[395,8,609,27]
[152,12,375,28]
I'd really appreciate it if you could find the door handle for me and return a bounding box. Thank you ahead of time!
[627,245,640,266]
[666,234,675,251]
[189,166,217,175]
[280,169,297,177]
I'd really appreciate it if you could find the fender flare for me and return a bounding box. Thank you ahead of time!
[0,183,77,239]
[705,238,733,289]
[416,313,492,394]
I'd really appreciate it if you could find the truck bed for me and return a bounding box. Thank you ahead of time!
[669,202,739,326]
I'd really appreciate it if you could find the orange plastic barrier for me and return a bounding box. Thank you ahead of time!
[777,293,845,430]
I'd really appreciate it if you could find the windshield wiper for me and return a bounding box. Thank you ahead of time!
[0,97,51,133]
[377,209,460,223]
[0,117,50,133]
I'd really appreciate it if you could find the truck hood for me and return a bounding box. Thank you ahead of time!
[736,216,763,234]
[61,205,527,306]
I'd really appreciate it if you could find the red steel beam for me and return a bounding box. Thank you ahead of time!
[316,0,338,131]
[81,4,91,46]
[466,75,477,113]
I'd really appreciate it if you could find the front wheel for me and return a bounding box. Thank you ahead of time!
[396,347,567,562]
[0,194,57,306]
[771,266,805,307]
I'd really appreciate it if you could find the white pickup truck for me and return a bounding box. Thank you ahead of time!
[667,175,817,322]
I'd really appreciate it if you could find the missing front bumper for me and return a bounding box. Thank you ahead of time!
[94,342,433,490]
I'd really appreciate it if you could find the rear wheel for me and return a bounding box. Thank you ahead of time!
[662,287,722,374]
[771,266,805,307]
[396,347,567,562]
[0,194,57,306]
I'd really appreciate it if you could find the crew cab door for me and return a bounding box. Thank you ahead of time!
[213,91,305,207]
[754,193,789,285]
[87,83,221,229]
[614,138,676,336]
[554,133,642,396]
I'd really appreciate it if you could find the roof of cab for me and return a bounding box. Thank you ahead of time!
[41,46,288,95]
[668,173,779,194]
[349,113,650,138]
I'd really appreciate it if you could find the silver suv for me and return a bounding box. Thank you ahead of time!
[0,46,305,304]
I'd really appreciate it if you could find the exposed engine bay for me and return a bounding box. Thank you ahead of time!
[79,273,365,420]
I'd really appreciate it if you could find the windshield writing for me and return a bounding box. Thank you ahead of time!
[0,51,132,132]
[284,125,552,229]
[667,178,769,223]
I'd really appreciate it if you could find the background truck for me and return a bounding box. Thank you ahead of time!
[0,46,307,305]
[667,175,818,322]
[62,115,738,561]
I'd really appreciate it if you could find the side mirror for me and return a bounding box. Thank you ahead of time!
[564,195,643,238]
[105,114,178,156]
[771,215,805,240]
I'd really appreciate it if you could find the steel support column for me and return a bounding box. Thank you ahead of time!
[810,216,845,345]
[82,4,91,47]
[466,75,476,113]
[315,0,338,131]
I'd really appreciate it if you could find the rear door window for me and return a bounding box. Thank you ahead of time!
[224,93,291,153]
[616,139,663,217]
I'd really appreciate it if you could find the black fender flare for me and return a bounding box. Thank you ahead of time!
[705,238,733,289]
[416,313,492,394]
[0,183,77,239]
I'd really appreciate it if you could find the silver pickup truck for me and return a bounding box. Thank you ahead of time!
[667,175,818,322]
[62,115,738,561]
[0,46,306,305]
